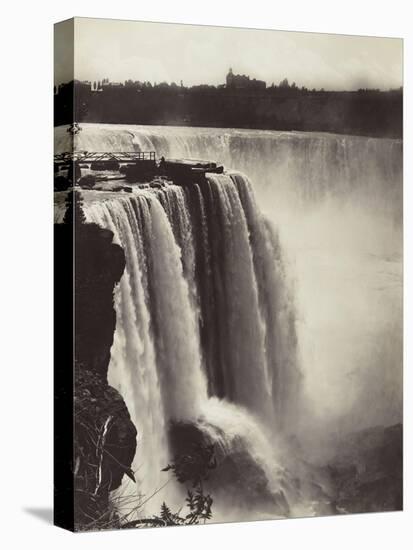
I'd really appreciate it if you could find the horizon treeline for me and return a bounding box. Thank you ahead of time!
[54,79,402,138]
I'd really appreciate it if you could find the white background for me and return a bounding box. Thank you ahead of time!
[0,0,411,548]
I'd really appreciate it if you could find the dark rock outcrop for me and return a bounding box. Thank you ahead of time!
[78,174,96,189]
[54,174,70,192]
[170,421,290,517]
[327,423,403,513]
[54,191,137,531]
[74,220,125,379]
[74,367,137,528]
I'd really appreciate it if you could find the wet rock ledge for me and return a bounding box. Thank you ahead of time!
[54,191,137,531]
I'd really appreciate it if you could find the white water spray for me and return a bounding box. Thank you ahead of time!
[63,122,402,519]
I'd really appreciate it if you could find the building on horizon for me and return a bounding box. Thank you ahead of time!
[226,68,266,90]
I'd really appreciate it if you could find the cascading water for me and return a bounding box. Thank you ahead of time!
[84,172,299,520]
[56,122,402,520]
[66,124,401,431]
[55,123,402,211]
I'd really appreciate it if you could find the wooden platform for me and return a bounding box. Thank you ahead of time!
[54,151,224,186]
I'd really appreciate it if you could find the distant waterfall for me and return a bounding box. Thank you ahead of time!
[85,172,299,516]
[58,123,402,213]
[70,121,402,519]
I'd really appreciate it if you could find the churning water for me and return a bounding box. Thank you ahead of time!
[56,123,402,521]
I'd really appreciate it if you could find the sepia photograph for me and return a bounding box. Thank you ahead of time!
[53,17,403,532]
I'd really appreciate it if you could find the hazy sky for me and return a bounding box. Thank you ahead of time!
[55,17,402,90]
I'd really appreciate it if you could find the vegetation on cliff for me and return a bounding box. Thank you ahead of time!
[55,191,138,531]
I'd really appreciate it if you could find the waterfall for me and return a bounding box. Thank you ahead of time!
[64,122,402,520]
[58,123,402,210]
[84,170,300,518]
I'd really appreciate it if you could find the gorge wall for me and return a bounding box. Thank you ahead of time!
[55,192,137,531]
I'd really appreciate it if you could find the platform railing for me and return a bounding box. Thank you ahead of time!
[54,151,156,164]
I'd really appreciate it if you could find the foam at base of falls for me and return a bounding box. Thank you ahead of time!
[73,121,402,521]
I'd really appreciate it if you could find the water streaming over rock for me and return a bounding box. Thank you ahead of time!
[57,123,402,520]
[84,172,299,518]
[56,123,402,212]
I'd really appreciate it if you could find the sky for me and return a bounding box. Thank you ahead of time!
[55,17,402,91]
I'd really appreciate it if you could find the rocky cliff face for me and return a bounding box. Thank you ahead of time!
[56,191,137,530]
[74,220,125,379]
[74,367,137,528]
[170,422,290,518]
